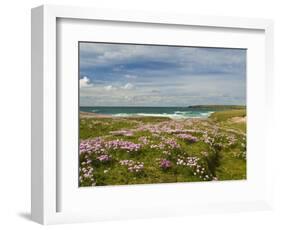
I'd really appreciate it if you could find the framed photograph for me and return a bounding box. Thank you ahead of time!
[31,5,274,225]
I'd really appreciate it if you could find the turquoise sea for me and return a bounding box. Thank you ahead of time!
[80,106,217,118]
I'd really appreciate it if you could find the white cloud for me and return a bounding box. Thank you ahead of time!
[80,76,93,88]
[104,85,113,91]
[124,74,137,79]
[79,43,246,106]
[123,83,134,90]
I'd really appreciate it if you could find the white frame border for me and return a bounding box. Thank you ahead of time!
[31,4,274,225]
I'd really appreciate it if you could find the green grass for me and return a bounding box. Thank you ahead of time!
[79,109,247,186]
[210,109,246,121]
[210,109,246,133]
[216,152,247,180]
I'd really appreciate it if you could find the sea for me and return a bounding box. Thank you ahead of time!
[80,106,216,119]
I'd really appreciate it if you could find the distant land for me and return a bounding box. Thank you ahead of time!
[187,105,246,110]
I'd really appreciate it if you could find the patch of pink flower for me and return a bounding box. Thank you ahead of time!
[160,159,172,169]
[176,133,198,143]
[119,159,144,173]
[105,140,141,152]
[164,138,180,149]
[96,154,111,162]
[138,136,149,145]
[80,138,142,155]
[80,138,105,155]
[176,156,212,181]
[110,130,134,137]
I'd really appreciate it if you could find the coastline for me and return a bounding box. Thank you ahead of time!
[80,105,246,121]
[79,111,210,119]
[79,105,245,119]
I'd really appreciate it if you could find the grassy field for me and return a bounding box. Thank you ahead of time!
[79,108,246,186]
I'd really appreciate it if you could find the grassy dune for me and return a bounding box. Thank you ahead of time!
[188,105,246,110]
[210,109,246,132]
[79,108,246,186]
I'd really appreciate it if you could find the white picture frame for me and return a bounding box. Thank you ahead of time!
[31,4,274,225]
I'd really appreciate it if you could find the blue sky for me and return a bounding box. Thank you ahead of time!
[79,42,246,106]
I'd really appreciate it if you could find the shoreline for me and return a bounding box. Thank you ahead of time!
[79,111,210,119]
[79,105,246,119]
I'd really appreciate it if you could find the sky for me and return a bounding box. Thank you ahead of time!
[79,42,246,107]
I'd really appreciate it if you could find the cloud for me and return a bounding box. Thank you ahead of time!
[123,83,134,90]
[79,43,246,106]
[104,85,114,91]
[79,43,246,77]
[124,74,137,79]
[80,76,93,88]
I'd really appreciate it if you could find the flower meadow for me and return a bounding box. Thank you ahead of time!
[79,109,246,186]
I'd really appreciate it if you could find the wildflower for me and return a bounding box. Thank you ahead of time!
[119,160,144,173]
[79,138,105,155]
[176,155,213,181]
[79,165,95,185]
[176,134,198,143]
[160,159,172,169]
[164,138,180,149]
[105,140,141,153]
[110,130,134,137]
[138,136,149,145]
[163,150,171,156]
[96,154,111,162]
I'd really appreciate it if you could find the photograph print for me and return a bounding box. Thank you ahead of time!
[79,42,246,187]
